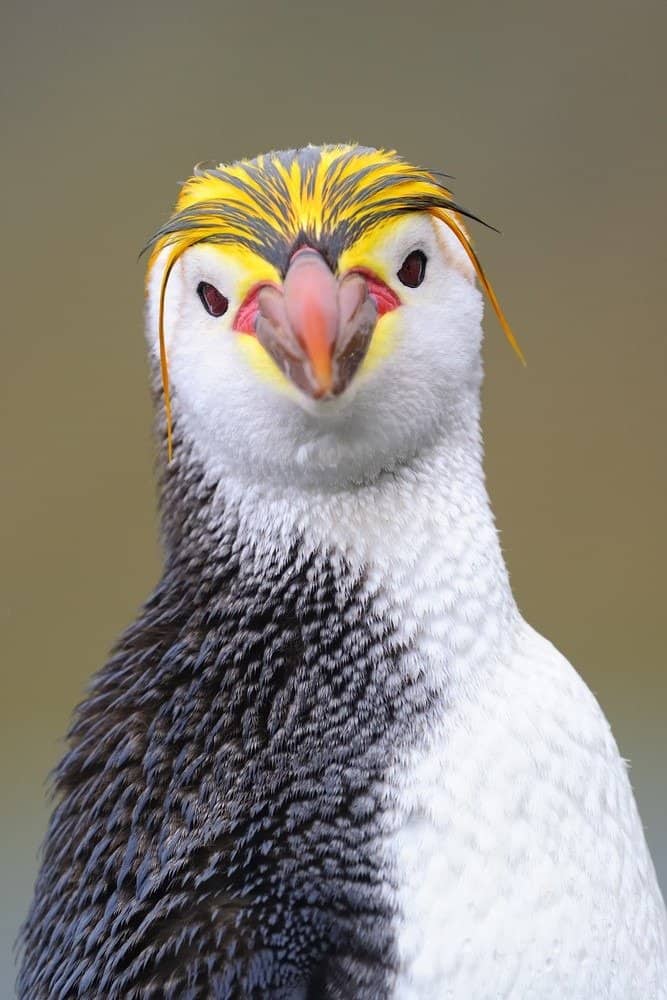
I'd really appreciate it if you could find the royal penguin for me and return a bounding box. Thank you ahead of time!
[19,144,667,999]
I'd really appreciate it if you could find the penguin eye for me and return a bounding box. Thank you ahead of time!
[197,281,229,317]
[397,250,427,288]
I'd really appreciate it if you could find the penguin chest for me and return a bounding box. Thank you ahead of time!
[384,631,667,999]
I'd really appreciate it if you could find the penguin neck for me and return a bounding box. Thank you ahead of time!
[160,400,519,689]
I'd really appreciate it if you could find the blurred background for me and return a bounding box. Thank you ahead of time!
[2,0,665,989]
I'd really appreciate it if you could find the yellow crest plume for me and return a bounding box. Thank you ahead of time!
[145,144,524,460]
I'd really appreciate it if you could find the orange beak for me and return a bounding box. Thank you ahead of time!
[255,248,379,399]
[282,248,338,394]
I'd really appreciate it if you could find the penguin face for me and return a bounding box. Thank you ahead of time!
[146,213,484,488]
[144,145,517,487]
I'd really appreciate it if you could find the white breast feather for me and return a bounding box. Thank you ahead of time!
[387,624,667,999]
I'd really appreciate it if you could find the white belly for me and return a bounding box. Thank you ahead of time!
[386,624,667,1000]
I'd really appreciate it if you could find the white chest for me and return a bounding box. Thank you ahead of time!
[385,625,667,1000]
[218,445,667,997]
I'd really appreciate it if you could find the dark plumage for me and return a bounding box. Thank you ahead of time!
[18,457,437,998]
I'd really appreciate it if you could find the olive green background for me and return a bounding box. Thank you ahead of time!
[2,0,665,989]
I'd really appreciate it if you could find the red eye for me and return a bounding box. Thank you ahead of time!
[397,250,427,288]
[197,281,229,317]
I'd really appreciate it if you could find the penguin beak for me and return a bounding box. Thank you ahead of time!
[254,249,379,399]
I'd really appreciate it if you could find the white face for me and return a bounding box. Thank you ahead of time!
[145,214,484,489]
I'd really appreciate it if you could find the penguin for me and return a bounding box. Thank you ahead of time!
[19,144,667,999]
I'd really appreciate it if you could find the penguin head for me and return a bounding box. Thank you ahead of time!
[145,145,521,488]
